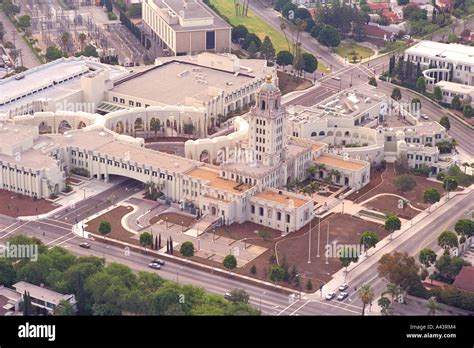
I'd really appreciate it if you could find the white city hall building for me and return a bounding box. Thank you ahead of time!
[1,74,371,234]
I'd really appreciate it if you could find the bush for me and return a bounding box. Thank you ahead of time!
[179,241,194,257]
[430,287,474,312]
[107,12,117,20]
[394,175,417,193]
[269,265,286,282]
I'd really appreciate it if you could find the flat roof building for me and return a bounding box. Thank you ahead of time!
[404,41,474,86]
[142,0,231,56]
[13,281,76,313]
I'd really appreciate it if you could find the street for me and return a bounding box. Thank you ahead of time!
[0,11,40,68]
[1,179,472,315]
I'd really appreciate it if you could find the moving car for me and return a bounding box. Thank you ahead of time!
[339,283,349,291]
[148,262,161,270]
[338,292,349,301]
[79,242,91,249]
[325,291,336,301]
[421,114,429,120]
[332,76,341,81]
[151,259,165,265]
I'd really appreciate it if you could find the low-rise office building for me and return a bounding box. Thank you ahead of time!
[142,0,231,56]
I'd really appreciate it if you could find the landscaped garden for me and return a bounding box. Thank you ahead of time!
[335,40,375,63]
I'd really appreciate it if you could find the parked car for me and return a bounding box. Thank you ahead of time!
[151,259,165,265]
[337,292,349,301]
[332,76,341,81]
[79,242,91,249]
[148,262,161,270]
[224,292,232,300]
[325,291,336,301]
[421,114,429,120]
[339,283,349,291]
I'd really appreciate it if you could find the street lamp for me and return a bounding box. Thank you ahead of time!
[325,221,330,265]
[307,216,312,264]
[317,215,321,258]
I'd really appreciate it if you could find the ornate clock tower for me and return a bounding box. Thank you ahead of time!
[248,75,287,167]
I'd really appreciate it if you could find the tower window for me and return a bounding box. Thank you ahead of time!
[261,100,266,110]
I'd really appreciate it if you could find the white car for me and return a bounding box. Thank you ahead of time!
[325,291,336,301]
[421,114,429,120]
[332,76,341,81]
[338,292,349,301]
[339,283,349,291]
[148,262,161,270]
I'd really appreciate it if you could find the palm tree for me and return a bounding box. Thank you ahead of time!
[279,21,292,54]
[150,118,161,140]
[310,182,319,193]
[378,296,392,316]
[61,32,71,52]
[329,169,341,184]
[314,163,326,180]
[426,296,442,316]
[383,283,402,302]
[78,33,86,51]
[358,284,375,316]
[306,166,317,180]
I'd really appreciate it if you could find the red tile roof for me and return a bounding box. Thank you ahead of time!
[364,24,390,39]
[382,11,401,24]
[368,2,390,11]
[452,266,474,293]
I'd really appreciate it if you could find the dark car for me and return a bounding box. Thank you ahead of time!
[79,242,91,249]
[151,259,165,265]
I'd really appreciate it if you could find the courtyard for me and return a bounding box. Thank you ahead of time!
[347,163,446,210]
[0,190,59,218]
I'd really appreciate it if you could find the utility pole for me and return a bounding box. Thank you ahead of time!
[19,49,23,68]
[307,217,312,264]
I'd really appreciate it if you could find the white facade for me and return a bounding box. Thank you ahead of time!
[404,41,474,86]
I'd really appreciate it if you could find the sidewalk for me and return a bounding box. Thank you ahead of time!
[19,178,122,221]
[309,186,473,308]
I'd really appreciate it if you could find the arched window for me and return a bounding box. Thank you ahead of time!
[319,131,325,136]
[311,131,317,137]
[261,100,266,110]
[251,205,255,214]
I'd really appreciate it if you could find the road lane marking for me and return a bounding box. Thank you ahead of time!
[35,220,72,232]
[49,235,78,249]
[0,221,29,240]
[276,299,301,316]
[45,232,75,246]
[289,300,310,316]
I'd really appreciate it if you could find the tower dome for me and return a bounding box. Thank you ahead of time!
[259,74,279,93]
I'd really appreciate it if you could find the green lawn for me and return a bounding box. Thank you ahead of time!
[209,0,328,72]
[380,40,408,54]
[210,0,289,53]
[335,41,375,62]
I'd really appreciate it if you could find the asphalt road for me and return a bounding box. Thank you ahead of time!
[1,183,472,315]
[247,1,344,72]
[319,190,474,316]
[0,11,40,68]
